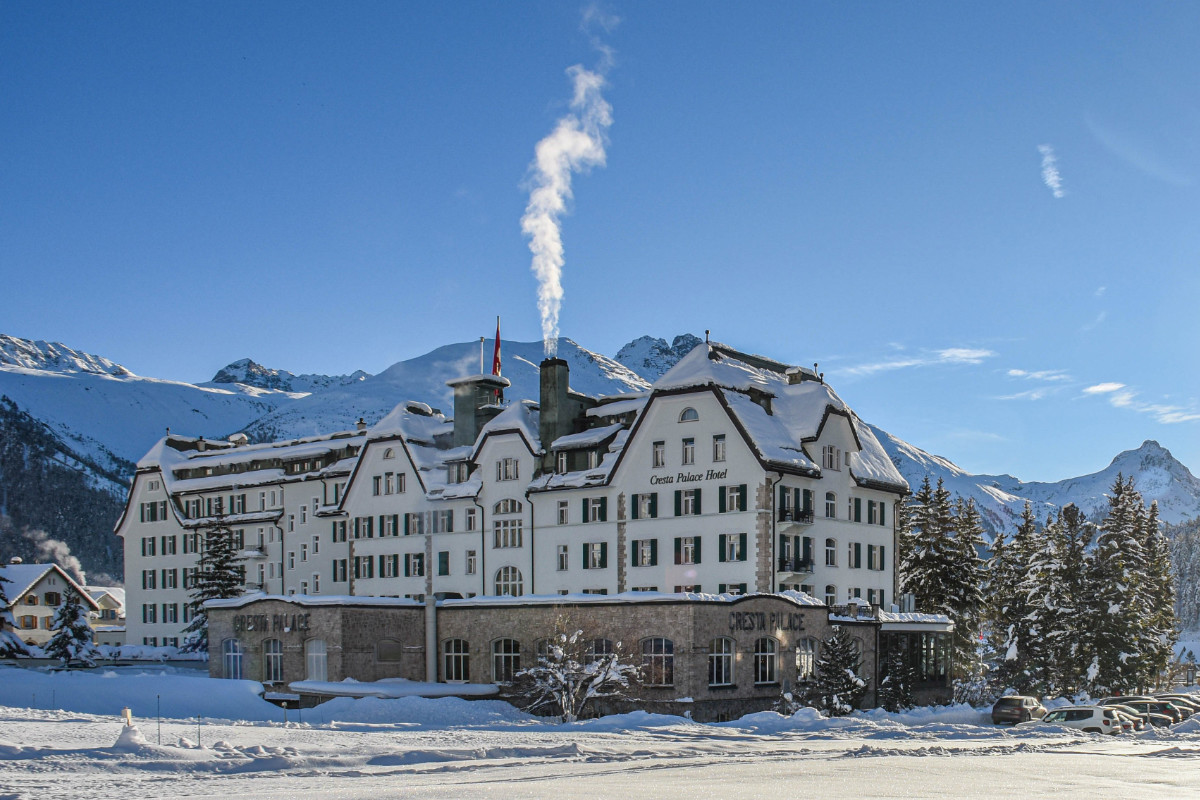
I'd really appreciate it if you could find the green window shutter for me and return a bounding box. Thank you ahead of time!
[632,494,640,520]
[854,542,862,568]
[879,545,886,570]
[403,514,410,535]
[650,539,658,566]
[331,521,336,538]
[739,532,748,561]
[803,536,813,561]
[719,583,727,594]
[694,537,702,564]
[674,491,682,517]
[600,542,608,569]
[379,515,385,537]
[739,484,747,511]
[880,503,886,526]
[582,498,589,522]
[694,488,702,515]
[632,542,641,567]
[354,558,361,579]
[600,497,608,522]
[719,487,727,514]
[674,537,682,565]
[854,498,862,522]
[650,493,658,518]
[799,489,808,514]
[584,544,590,570]
[718,534,727,562]
[353,518,360,538]
[438,551,449,575]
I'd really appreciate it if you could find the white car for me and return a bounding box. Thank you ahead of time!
[1036,706,1127,734]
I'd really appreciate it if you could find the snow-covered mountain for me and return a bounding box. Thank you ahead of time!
[0,334,133,378]
[206,358,370,394]
[614,334,704,382]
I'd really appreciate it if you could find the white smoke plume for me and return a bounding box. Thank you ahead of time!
[521,54,614,357]
[1038,144,1064,198]
[22,528,87,585]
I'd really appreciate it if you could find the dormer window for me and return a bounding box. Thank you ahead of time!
[822,445,841,471]
[448,462,470,484]
[383,448,395,460]
[679,407,699,423]
[556,452,568,474]
[587,450,598,470]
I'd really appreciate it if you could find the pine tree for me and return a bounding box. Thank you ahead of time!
[0,569,29,658]
[877,641,915,712]
[949,497,988,699]
[181,527,245,654]
[811,625,869,716]
[988,502,1037,692]
[1136,499,1177,689]
[1017,510,1070,695]
[43,587,100,667]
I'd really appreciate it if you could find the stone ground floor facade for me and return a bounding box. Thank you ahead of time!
[206,593,952,722]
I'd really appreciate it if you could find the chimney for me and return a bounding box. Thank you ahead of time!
[539,358,571,464]
[447,374,510,447]
[356,417,367,432]
[196,437,206,452]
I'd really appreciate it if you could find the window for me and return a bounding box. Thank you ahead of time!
[825,538,837,566]
[376,640,404,663]
[822,445,841,471]
[404,553,425,577]
[496,458,519,481]
[586,450,598,469]
[825,492,836,519]
[753,638,778,684]
[333,559,348,583]
[141,537,156,557]
[796,638,818,681]
[631,586,658,592]
[679,407,699,423]
[492,639,521,682]
[557,545,569,571]
[372,476,381,496]
[712,434,726,462]
[466,550,477,575]
[494,566,523,597]
[584,542,608,570]
[642,638,674,686]
[305,639,328,681]
[448,462,470,484]
[444,639,470,682]
[867,500,878,525]
[586,638,614,664]
[301,543,309,562]
[652,441,665,468]
[848,541,862,569]
[354,555,374,579]
[677,488,701,516]
[465,508,478,531]
[632,492,658,520]
[43,591,62,606]
[584,497,607,523]
[674,536,701,565]
[163,603,178,624]
[438,551,450,576]
[142,570,156,590]
[718,533,747,562]
[681,437,695,465]
[632,539,658,567]
[222,639,244,680]
[263,639,283,682]
[849,496,862,522]
[674,584,701,593]
[288,552,296,570]
[557,500,569,525]
[162,535,177,555]
[312,572,320,593]
[709,637,734,687]
[383,448,395,460]
[493,519,523,548]
[718,582,747,595]
[494,499,522,515]
[720,484,747,513]
[556,451,568,474]
[824,585,837,606]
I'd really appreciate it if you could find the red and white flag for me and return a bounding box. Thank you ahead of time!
[491,317,502,377]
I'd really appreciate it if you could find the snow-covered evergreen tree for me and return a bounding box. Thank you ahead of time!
[0,569,30,658]
[810,625,868,716]
[510,619,639,722]
[988,502,1038,692]
[181,527,245,654]
[1135,498,1177,688]
[877,642,915,712]
[950,497,987,699]
[1167,516,1200,631]
[43,587,100,667]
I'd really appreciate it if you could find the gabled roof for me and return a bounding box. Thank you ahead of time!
[0,564,101,611]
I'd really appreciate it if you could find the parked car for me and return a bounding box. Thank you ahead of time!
[1155,693,1200,713]
[1100,704,1150,731]
[1148,695,1193,720]
[992,695,1047,725]
[1035,706,1126,734]
[1110,701,1175,727]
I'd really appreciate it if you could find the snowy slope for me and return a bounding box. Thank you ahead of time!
[241,337,650,442]
[613,334,704,382]
[205,358,370,394]
[0,334,134,377]
[872,424,1200,535]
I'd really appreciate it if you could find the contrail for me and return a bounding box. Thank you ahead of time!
[521,64,613,358]
[1038,144,1064,198]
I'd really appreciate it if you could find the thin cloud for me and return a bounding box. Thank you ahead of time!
[997,388,1051,401]
[937,348,996,364]
[1084,382,1126,394]
[838,347,997,377]
[1094,286,1107,297]
[1081,310,1107,332]
[1007,368,1071,382]
[1083,383,1200,424]
[1086,115,1192,187]
[1038,144,1065,198]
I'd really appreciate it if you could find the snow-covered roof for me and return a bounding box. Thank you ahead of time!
[652,344,906,490]
[85,586,125,609]
[288,678,499,699]
[441,589,827,608]
[472,400,541,458]
[205,593,424,609]
[878,611,955,631]
[550,423,625,451]
[584,396,648,419]
[0,564,99,611]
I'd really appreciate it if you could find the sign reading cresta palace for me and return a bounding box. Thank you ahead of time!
[728,610,807,633]
[233,612,311,635]
[650,468,729,486]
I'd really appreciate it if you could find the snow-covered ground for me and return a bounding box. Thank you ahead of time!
[2,666,1200,799]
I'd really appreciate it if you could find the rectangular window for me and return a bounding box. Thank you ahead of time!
[584,542,608,570]
[373,475,381,496]
[674,585,701,593]
[404,553,425,577]
[142,537,156,557]
[867,500,878,525]
[466,550,477,575]
[718,533,748,562]
[556,451,568,474]
[163,568,178,589]
[493,519,523,548]
[465,508,478,531]
[718,583,748,595]
[584,497,607,523]
[163,603,179,624]
[854,497,862,523]
[496,458,519,481]
[557,544,569,571]
[333,559,348,582]
[288,552,296,570]
[448,462,470,484]
[301,543,308,562]
[713,434,726,462]
[557,500,569,525]
[676,488,701,516]
[404,513,423,536]
[681,438,695,465]
[142,570,156,590]
[397,473,406,493]
[312,573,320,593]
[438,551,450,576]
[652,441,665,468]
[632,539,658,567]
[674,536,701,565]
[385,473,395,494]
[162,535,177,555]
[312,535,320,555]
[822,445,841,471]
[720,484,747,513]
[332,520,347,542]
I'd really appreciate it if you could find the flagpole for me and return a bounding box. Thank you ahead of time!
[479,337,485,375]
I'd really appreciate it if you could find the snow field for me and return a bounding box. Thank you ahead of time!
[2,666,1200,799]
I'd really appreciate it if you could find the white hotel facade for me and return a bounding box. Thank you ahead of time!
[116,343,908,649]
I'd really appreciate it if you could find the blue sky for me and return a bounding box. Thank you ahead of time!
[3,2,1198,482]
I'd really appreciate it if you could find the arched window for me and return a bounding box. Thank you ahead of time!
[642,637,674,686]
[494,566,524,597]
[796,637,818,681]
[221,638,243,680]
[493,498,523,515]
[824,585,837,606]
[263,638,283,682]
[444,638,470,682]
[708,637,734,687]
[492,638,521,682]
[382,448,395,460]
[825,538,837,566]
[825,491,837,519]
[376,639,404,662]
[305,638,328,682]
[587,638,615,664]
[678,407,699,423]
[754,637,778,684]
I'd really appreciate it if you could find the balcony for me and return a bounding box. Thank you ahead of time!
[777,508,815,524]
[777,557,815,575]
